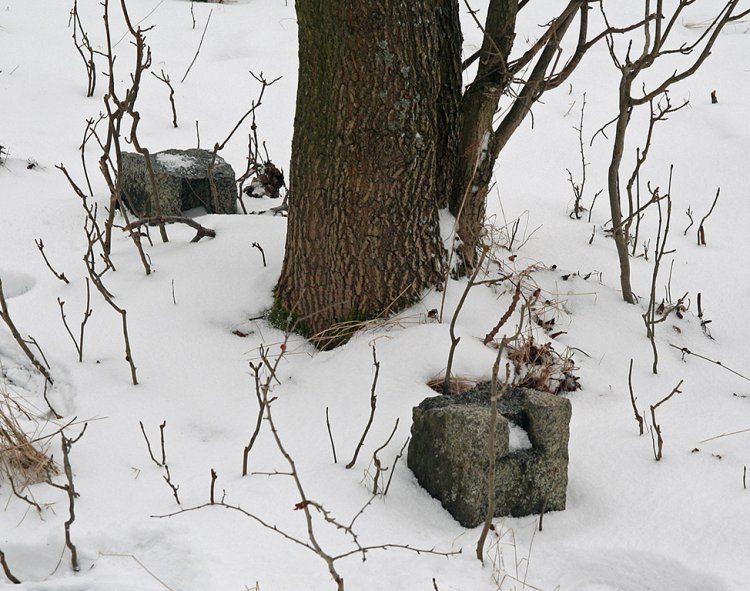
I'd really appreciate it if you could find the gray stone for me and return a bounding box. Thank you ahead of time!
[120,149,237,217]
[407,385,571,528]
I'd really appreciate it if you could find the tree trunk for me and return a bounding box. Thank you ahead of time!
[451,0,518,272]
[607,74,637,304]
[451,2,580,272]
[275,1,461,343]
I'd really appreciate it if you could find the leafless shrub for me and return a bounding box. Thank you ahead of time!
[567,93,602,221]
[58,279,92,363]
[139,420,180,504]
[598,0,748,304]
[641,171,689,374]
[156,343,458,590]
[47,425,87,572]
[69,0,96,97]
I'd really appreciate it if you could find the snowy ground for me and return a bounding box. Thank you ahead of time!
[1,1,749,590]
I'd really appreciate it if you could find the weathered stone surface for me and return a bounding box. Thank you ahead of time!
[120,149,237,217]
[407,385,571,528]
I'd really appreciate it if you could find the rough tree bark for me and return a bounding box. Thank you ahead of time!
[275,1,461,342]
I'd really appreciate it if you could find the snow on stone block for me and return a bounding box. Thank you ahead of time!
[120,148,237,217]
[407,385,571,528]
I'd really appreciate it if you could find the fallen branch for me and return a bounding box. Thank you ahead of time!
[125,216,216,243]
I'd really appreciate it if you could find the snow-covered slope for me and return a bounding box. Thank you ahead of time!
[1,1,748,590]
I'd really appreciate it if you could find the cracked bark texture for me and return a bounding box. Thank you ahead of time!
[276,1,461,339]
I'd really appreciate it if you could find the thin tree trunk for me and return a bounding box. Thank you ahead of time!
[452,2,579,272]
[607,75,637,304]
[451,0,518,272]
[276,1,461,342]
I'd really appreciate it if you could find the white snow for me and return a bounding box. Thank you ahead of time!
[1,1,749,590]
[508,423,532,451]
[156,152,196,172]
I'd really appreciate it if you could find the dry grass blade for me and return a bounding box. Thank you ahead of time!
[426,375,476,395]
[0,387,57,490]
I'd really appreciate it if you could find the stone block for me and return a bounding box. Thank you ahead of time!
[407,385,571,527]
[120,149,237,217]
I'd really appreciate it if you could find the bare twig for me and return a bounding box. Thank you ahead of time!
[151,69,178,127]
[346,346,380,469]
[371,418,399,495]
[252,242,267,267]
[627,359,645,435]
[207,72,280,213]
[57,279,92,362]
[683,205,694,236]
[139,421,163,467]
[69,0,96,97]
[210,468,217,504]
[35,239,69,284]
[477,298,529,562]
[0,548,21,584]
[698,428,750,444]
[0,277,53,384]
[48,425,87,572]
[670,344,750,383]
[163,464,180,505]
[326,407,337,464]
[445,246,488,394]
[84,243,138,385]
[697,187,720,246]
[642,173,673,374]
[650,380,683,461]
[181,9,212,83]
[383,437,409,496]
[242,362,268,476]
[484,281,521,345]
[140,420,180,504]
